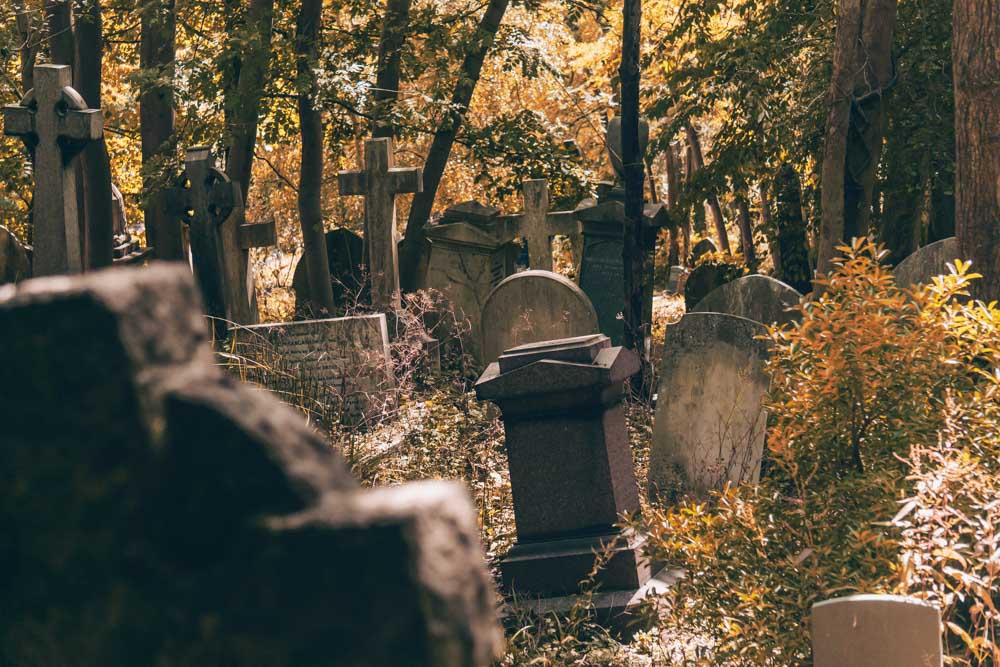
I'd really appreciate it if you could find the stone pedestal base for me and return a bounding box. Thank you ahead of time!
[503,567,682,638]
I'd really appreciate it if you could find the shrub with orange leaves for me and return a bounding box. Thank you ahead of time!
[642,240,1000,665]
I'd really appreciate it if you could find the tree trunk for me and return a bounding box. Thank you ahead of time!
[954,0,1000,300]
[139,0,182,260]
[735,195,758,271]
[371,0,413,139]
[14,0,39,92]
[760,182,780,274]
[817,0,898,288]
[774,163,813,294]
[224,0,276,204]
[685,123,730,253]
[665,142,682,266]
[75,0,114,269]
[398,0,510,292]
[296,0,336,316]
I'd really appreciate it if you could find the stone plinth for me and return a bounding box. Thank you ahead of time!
[476,335,658,625]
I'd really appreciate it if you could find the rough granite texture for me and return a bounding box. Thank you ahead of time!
[893,237,960,289]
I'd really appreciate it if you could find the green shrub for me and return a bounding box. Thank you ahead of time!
[643,240,1000,665]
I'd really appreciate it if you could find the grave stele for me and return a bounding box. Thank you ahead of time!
[3,64,102,276]
[893,237,960,290]
[812,594,943,667]
[338,138,422,311]
[690,274,802,327]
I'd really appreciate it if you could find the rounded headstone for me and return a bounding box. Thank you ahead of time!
[689,238,718,264]
[0,224,31,285]
[691,274,802,326]
[893,237,960,289]
[480,270,599,365]
[683,261,743,310]
[812,595,942,667]
[292,228,365,319]
[649,313,770,500]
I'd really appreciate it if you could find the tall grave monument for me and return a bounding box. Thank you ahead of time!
[3,63,102,276]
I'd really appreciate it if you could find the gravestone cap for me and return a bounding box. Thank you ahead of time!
[441,201,500,225]
[498,333,610,373]
[424,220,503,249]
[812,594,942,667]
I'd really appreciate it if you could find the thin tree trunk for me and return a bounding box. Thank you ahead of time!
[735,195,758,271]
[14,0,39,92]
[224,0,276,204]
[685,122,730,253]
[954,0,1000,300]
[817,0,898,288]
[371,0,413,139]
[621,0,647,391]
[665,142,682,266]
[75,0,113,269]
[398,0,510,292]
[139,0,182,260]
[760,182,780,273]
[296,0,335,316]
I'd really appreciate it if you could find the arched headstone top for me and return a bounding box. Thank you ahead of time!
[893,237,960,289]
[691,274,802,326]
[480,270,599,365]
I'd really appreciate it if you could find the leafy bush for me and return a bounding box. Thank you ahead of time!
[643,240,1000,665]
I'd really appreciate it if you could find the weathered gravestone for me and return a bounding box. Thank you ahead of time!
[689,237,717,264]
[665,265,688,295]
[167,147,276,335]
[893,237,960,290]
[497,180,581,273]
[684,260,744,310]
[649,313,770,499]
[0,224,31,284]
[338,138,422,311]
[233,313,394,426]
[110,183,154,265]
[292,228,366,319]
[574,196,669,345]
[3,63,102,276]
[812,595,943,667]
[476,334,674,628]
[691,274,802,327]
[0,263,502,666]
[480,270,600,364]
[422,202,517,364]
[605,116,650,180]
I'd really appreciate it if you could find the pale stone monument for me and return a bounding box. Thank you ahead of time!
[480,270,600,364]
[649,312,770,499]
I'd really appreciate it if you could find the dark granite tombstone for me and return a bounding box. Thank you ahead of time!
[690,237,718,264]
[683,260,744,310]
[0,263,501,666]
[691,274,802,326]
[292,228,366,319]
[0,224,31,283]
[812,595,943,667]
[475,334,673,627]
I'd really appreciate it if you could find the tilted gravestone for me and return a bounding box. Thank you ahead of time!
[684,260,744,310]
[110,183,154,265]
[812,595,942,667]
[0,224,31,284]
[649,313,770,499]
[689,237,717,264]
[3,63,102,276]
[338,138,422,311]
[292,228,366,319]
[422,202,517,364]
[0,263,501,666]
[480,270,600,365]
[893,237,960,289]
[476,334,673,628]
[232,313,394,427]
[691,274,802,327]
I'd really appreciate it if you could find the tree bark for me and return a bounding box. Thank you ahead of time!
[224,0,276,205]
[74,0,114,269]
[760,182,780,274]
[774,163,813,294]
[817,0,898,288]
[295,0,336,316]
[14,0,39,92]
[735,194,758,271]
[139,0,182,260]
[398,0,510,292]
[665,142,682,266]
[954,0,1000,300]
[371,0,413,139]
[685,122,730,253]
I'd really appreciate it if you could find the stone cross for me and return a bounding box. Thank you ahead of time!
[338,138,422,311]
[3,64,102,276]
[167,147,275,335]
[498,180,579,272]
